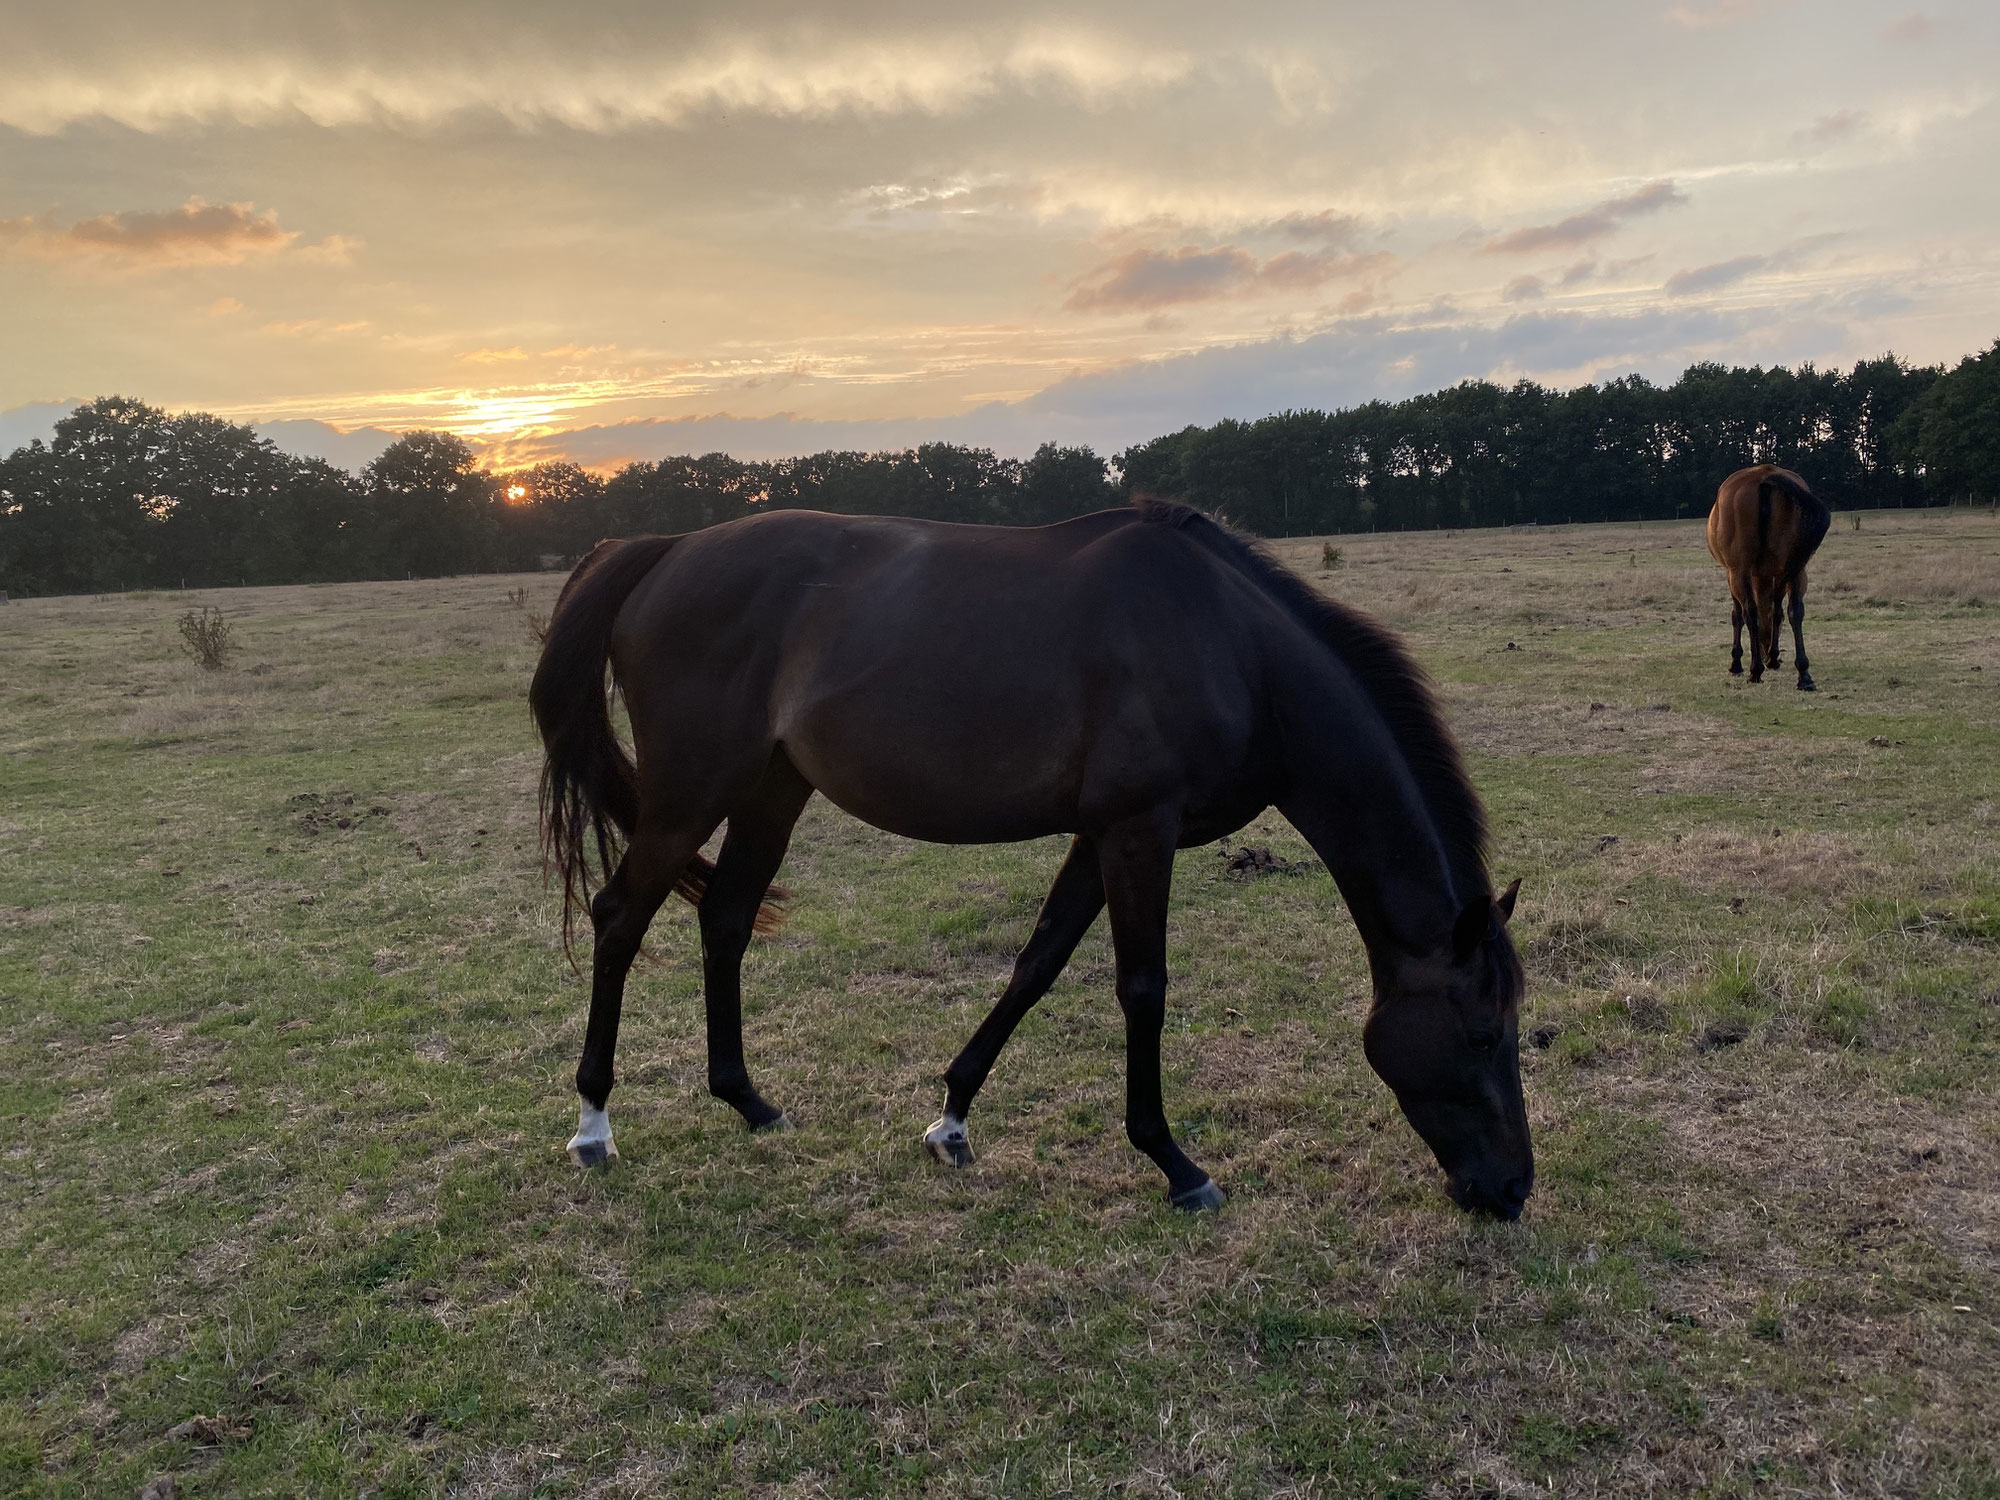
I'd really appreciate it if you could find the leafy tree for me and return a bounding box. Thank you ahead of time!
[502,462,610,566]
[363,431,499,576]
[1894,339,2000,502]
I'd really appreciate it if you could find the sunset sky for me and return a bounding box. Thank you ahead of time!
[3,0,1996,471]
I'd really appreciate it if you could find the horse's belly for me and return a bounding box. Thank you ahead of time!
[786,733,1081,844]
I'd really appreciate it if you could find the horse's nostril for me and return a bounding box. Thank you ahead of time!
[1502,1175,1532,1207]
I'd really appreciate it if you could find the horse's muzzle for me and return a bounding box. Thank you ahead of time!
[1449,1171,1532,1220]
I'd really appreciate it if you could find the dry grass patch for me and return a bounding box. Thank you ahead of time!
[1606,828,1882,898]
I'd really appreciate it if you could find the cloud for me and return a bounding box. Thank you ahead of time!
[1066,247,1257,310]
[1663,255,1767,296]
[260,317,370,338]
[0,28,1193,135]
[1482,180,1686,255]
[1501,275,1545,303]
[1265,211,1362,245]
[1795,108,1867,148]
[1066,244,1391,312]
[479,300,1852,469]
[463,347,530,364]
[0,197,303,267]
[1883,12,1933,43]
[1665,0,1763,29]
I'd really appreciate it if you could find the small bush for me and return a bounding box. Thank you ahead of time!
[1321,543,1343,569]
[176,607,236,670]
[526,611,550,645]
[503,587,528,608]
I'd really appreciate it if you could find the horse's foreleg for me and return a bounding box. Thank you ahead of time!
[1098,809,1222,1212]
[927,835,1105,1168]
[569,827,706,1166]
[1789,577,1815,691]
[699,757,812,1131]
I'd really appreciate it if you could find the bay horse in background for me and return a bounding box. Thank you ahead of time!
[1707,464,1831,690]
[528,499,1532,1217]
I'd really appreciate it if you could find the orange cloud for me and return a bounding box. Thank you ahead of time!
[260,318,370,338]
[0,196,351,272]
[1066,243,1390,312]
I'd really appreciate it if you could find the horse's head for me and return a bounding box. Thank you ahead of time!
[1363,878,1532,1219]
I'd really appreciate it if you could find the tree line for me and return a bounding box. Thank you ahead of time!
[2,341,1994,597]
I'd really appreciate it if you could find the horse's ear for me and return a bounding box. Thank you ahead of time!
[1453,898,1488,958]
[1496,878,1521,924]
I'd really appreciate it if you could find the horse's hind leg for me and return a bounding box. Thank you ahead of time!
[1741,574,1768,682]
[1729,593,1746,675]
[569,822,715,1166]
[1788,574,1815,691]
[1098,808,1222,1212]
[926,835,1105,1168]
[699,754,813,1131]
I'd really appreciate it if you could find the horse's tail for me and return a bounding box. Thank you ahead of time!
[531,536,676,953]
[1760,470,1830,587]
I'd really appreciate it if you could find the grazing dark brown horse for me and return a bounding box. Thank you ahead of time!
[1707,464,1831,690]
[529,500,1532,1216]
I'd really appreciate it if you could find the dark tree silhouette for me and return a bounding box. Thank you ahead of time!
[1895,339,2000,502]
[0,347,1989,597]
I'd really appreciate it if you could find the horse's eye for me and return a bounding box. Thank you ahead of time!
[1467,1029,1499,1053]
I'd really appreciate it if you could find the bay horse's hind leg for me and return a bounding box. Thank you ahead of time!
[699,754,813,1131]
[1098,809,1223,1212]
[926,835,1106,1168]
[1741,574,1768,682]
[1729,594,1746,675]
[1788,575,1816,691]
[569,822,714,1166]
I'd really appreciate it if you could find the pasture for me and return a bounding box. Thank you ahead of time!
[3,509,1998,1498]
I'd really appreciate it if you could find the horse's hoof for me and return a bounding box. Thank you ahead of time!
[1797,676,1816,692]
[923,1115,975,1168]
[750,1112,793,1134]
[567,1137,617,1168]
[1729,663,1744,676]
[1749,673,1763,684]
[1169,1178,1226,1213]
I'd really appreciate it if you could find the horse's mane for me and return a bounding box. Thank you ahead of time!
[1135,497,1490,895]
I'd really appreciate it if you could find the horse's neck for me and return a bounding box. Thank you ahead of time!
[1273,671,1463,962]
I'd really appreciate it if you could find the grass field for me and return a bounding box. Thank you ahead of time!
[3,508,1998,1498]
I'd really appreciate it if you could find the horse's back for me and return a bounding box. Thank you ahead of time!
[1708,464,1821,578]
[607,506,1284,842]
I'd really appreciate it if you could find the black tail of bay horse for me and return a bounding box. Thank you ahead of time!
[530,500,1532,1217]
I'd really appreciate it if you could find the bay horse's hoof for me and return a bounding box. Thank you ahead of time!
[567,1137,617,1168]
[1797,676,1817,692]
[1729,663,1744,676]
[923,1115,975,1168]
[750,1112,793,1134]
[1169,1178,1226,1213]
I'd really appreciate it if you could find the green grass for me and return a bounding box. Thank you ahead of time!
[3,511,1999,1496]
